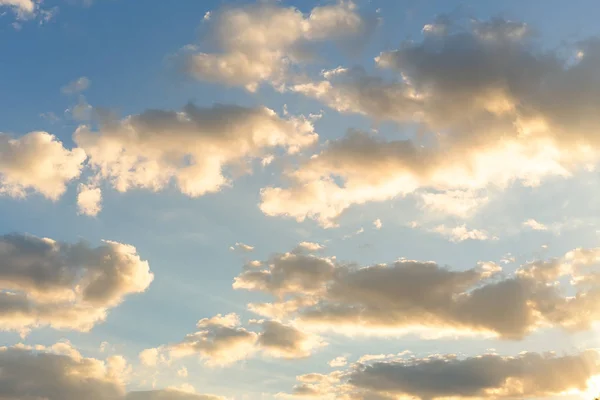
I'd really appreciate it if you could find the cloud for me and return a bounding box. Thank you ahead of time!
[143,313,323,366]
[234,245,600,339]
[328,356,348,367]
[74,103,317,198]
[182,1,368,91]
[430,224,494,242]
[229,242,254,252]
[419,189,489,218]
[0,342,224,400]
[373,219,382,229]
[256,320,325,359]
[0,233,153,332]
[523,218,548,231]
[0,131,86,200]
[282,350,600,400]
[77,184,102,216]
[0,0,36,19]
[264,18,600,226]
[61,77,91,94]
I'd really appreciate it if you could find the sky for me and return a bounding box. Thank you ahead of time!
[2,0,600,399]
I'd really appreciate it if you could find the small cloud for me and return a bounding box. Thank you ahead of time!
[523,218,548,231]
[39,111,60,123]
[61,77,91,95]
[77,184,102,217]
[230,242,255,252]
[328,356,347,367]
[373,219,382,230]
[295,242,325,252]
[431,224,495,243]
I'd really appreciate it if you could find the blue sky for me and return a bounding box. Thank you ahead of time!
[3,0,600,399]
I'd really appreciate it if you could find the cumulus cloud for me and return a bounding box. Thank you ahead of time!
[373,219,382,229]
[143,313,323,366]
[264,18,600,226]
[0,342,223,400]
[234,245,600,339]
[61,77,91,94]
[283,350,600,400]
[0,233,153,332]
[74,103,317,198]
[256,320,325,359]
[0,131,86,200]
[77,184,103,216]
[182,1,368,91]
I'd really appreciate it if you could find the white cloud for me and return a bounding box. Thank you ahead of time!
[431,224,493,242]
[419,190,489,218]
[523,218,548,231]
[75,103,317,198]
[0,131,86,200]
[0,233,153,332]
[0,0,36,18]
[229,242,254,252]
[61,77,91,95]
[328,356,347,367]
[373,219,382,229]
[77,184,102,216]
[182,1,367,91]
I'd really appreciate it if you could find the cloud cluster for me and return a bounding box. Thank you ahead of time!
[143,313,324,366]
[234,245,600,339]
[74,103,317,214]
[0,233,153,332]
[183,1,368,91]
[0,342,224,400]
[283,350,600,399]
[262,18,600,226]
[0,131,86,200]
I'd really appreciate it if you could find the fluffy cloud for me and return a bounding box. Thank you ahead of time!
[0,342,223,400]
[234,245,600,339]
[0,131,86,200]
[283,350,600,399]
[0,233,153,332]
[143,313,323,366]
[264,18,600,226]
[77,183,103,216]
[0,0,36,18]
[257,320,325,359]
[182,1,368,91]
[74,103,317,208]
